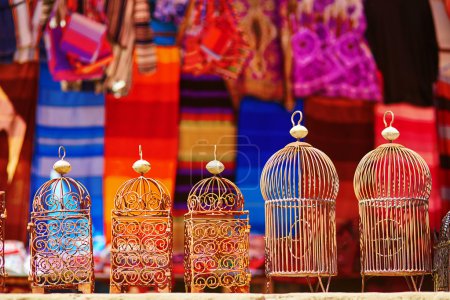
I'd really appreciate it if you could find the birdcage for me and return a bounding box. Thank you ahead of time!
[0,191,6,292]
[354,111,432,292]
[110,146,173,293]
[433,211,450,291]
[28,146,94,293]
[184,146,251,293]
[260,111,339,293]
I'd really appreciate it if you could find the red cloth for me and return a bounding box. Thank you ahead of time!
[0,62,39,242]
[104,47,180,241]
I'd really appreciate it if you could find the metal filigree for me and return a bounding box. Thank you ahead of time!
[433,211,450,291]
[28,146,94,293]
[184,146,251,293]
[354,111,432,292]
[110,146,173,293]
[0,192,6,292]
[260,111,339,293]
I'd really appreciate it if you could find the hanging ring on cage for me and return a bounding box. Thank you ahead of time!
[291,110,303,127]
[383,110,395,128]
[58,146,66,160]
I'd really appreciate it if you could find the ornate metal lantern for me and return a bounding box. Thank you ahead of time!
[184,146,251,293]
[28,146,94,293]
[110,146,173,293]
[433,211,450,291]
[354,111,432,291]
[0,191,6,292]
[260,111,339,293]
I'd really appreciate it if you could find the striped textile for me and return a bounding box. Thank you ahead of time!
[236,97,303,234]
[31,62,105,238]
[436,64,450,221]
[174,73,237,211]
[375,103,442,229]
[134,0,156,73]
[104,46,180,242]
[0,62,39,242]
[304,96,375,277]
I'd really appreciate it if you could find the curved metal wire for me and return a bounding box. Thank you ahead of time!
[111,175,173,293]
[184,174,250,293]
[29,176,94,293]
[354,142,432,291]
[433,211,450,291]
[260,141,339,291]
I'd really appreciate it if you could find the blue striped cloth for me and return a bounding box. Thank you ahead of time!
[236,97,304,234]
[31,63,105,240]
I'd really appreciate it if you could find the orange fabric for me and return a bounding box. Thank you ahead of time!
[104,47,180,241]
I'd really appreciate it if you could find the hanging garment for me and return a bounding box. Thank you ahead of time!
[104,47,180,242]
[231,0,285,102]
[0,0,17,63]
[365,0,439,106]
[180,0,251,80]
[174,73,237,211]
[0,62,38,242]
[235,97,303,234]
[436,64,450,221]
[374,103,441,229]
[280,0,381,102]
[31,62,105,239]
[304,96,375,277]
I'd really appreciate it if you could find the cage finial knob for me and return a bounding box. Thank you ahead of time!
[289,110,308,140]
[53,146,71,175]
[206,145,224,175]
[132,145,151,175]
[381,111,400,142]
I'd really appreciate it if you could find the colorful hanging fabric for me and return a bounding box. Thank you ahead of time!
[0,62,38,242]
[280,0,381,102]
[154,0,189,25]
[174,73,237,211]
[31,62,105,240]
[436,64,450,221]
[374,103,441,229]
[180,0,251,80]
[0,0,17,63]
[104,46,180,241]
[235,97,303,234]
[304,96,375,277]
[231,0,285,102]
[365,0,438,106]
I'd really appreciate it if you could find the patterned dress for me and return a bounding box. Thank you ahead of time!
[281,0,381,101]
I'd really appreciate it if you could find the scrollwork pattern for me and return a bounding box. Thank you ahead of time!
[111,214,172,291]
[184,217,250,292]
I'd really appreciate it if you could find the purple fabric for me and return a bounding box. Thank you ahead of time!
[285,0,382,101]
[153,0,189,25]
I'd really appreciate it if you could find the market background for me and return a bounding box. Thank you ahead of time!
[0,0,450,293]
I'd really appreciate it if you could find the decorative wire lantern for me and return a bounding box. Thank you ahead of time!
[260,110,339,293]
[184,146,251,293]
[433,211,450,291]
[110,145,173,293]
[0,192,6,292]
[28,146,94,293]
[354,111,432,292]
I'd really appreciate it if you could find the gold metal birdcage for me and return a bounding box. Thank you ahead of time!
[261,110,339,293]
[0,192,6,292]
[184,146,251,293]
[354,111,432,292]
[28,146,94,293]
[433,211,450,291]
[110,146,173,293]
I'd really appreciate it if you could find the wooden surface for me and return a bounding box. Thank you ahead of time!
[0,292,448,300]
